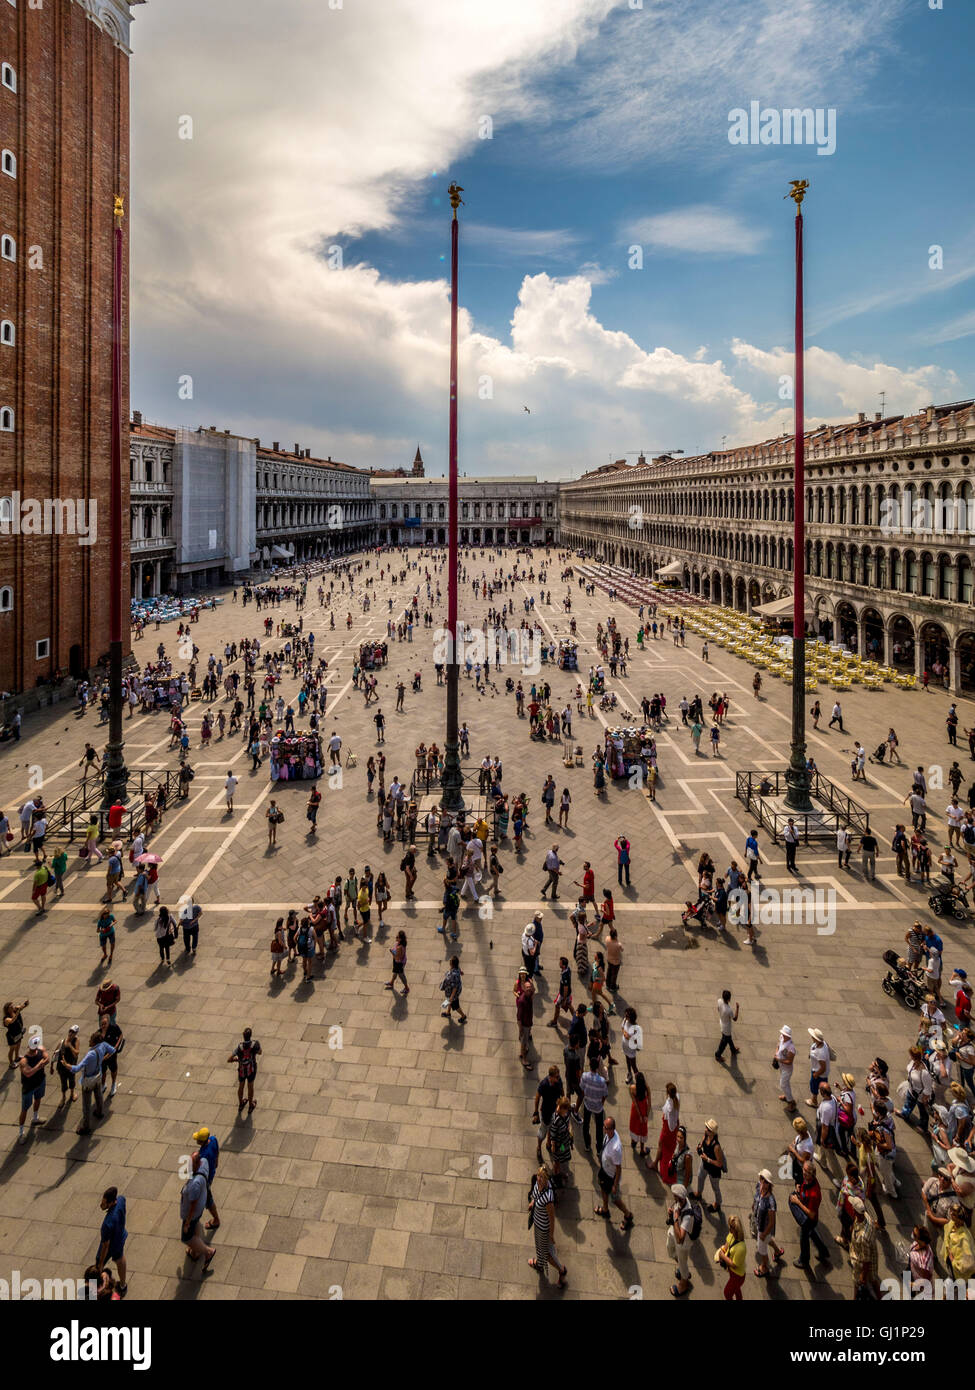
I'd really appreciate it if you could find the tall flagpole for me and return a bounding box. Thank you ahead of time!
[102,196,129,808]
[784,180,812,813]
[440,183,465,813]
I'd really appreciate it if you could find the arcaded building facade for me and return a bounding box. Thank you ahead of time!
[559,401,975,695]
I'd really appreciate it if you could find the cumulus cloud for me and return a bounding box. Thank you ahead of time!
[128,0,943,478]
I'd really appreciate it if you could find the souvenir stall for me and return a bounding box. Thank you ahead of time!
[557,641,578,671]
[269,731,324,784]
[603,725,655,782]
[359,640,387,671]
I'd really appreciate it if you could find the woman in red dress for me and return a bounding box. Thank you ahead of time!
[653,1082,680,1181]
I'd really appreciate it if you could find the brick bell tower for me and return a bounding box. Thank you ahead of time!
[411,445,425,478]
[0,0,145,698]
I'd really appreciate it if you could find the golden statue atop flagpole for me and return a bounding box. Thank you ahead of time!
[114,194,124,222]
[785,179,808,208]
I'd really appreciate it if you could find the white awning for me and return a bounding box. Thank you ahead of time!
[753,594,810,620]
[271,544,293,560]
[656,559,684,577]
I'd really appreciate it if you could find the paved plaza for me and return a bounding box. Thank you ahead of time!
[0,550,971,1301]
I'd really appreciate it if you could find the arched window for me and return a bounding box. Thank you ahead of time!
[0,585,11,613]
[0,405,13,430]
[1,149,14,178]
[1,64,16,93]
[1,234,14,261]
[0,318,13,345]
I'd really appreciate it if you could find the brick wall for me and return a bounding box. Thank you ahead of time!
[0,0,130,696]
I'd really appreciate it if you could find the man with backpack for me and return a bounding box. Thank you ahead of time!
[666,1184,701,1296]
[228,1027,261,1114]
[439,957,466,1024]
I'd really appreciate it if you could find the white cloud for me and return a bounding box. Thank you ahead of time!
[624,205,768,256]
[730,339,961,417]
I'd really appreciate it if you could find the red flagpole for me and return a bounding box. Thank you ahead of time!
[441,183,465,811]
[103,196,128,805]
[793,206,804,643]
[784,180,811,813]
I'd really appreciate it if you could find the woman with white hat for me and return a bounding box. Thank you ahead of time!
[773,1025,796,1112]
[806,1028,830,1107]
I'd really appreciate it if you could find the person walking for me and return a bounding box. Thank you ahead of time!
[155,906,175,965]
[593,1116,634,1232]
[95,1187,129,1297]
[715,990,740,1062]
[828,700,844,732]
[69,1029,114,1135]
[693,1118,725,1213]
[666,1185,698,1296]
[440,956,466,1024]
[180,1152,217,1273]
[224,772,238,812]
[744,829,761,883]
[752,1169,783,1277]
[836,826,852,870]
[653,1082,681,1181]
[532,1064,564,1166]
[847,1197,880,1298]
[859,828,878,881]
[228,1027,261,1113]
[527,1167,568,1287]
[192,1126,221,1233]
[789,1160,832,1269]
[385,930,408,994]
[716,1215,747,1300]
[774,1024,797,1113]
[580,1059,608,1154]
[540,844,563,900]
[266,799,282,848]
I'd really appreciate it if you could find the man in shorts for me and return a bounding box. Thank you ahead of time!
[180,1152,216,1269]
[594,1116,633,1232]
[532,1065,564,1165]
[96,1187,128,1297]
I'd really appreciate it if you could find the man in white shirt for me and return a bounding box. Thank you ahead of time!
[224,772,239,812]
[836,827,851,869]
[541,844,563,901]
[715,989,740,1063]
[594,1117,633,1231]
[815,1083,840,1167]
[774,1025,797,1111]
[783,818,799,873]
[946,798,966,848]
[327,731,342,767]
[665,1184,695,1293]
[806,1028,830,1107]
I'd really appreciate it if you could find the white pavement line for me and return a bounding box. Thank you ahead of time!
[0,897,919,914]
[676,779,707,815]
[183,779,274,899]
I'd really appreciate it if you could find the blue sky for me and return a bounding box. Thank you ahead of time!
[130,0,975,478]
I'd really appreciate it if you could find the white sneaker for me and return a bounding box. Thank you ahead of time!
[110,1085,118,1098]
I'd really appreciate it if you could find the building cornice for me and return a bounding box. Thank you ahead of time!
[74,0,146,56]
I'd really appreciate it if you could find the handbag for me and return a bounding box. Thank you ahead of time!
[771,1057,780,1070]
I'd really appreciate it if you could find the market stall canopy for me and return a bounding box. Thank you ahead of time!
[753,594,812,620]
[656,560,684,578]
[271,544,294,560]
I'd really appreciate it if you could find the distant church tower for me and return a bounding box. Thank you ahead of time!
[412,445,425,477]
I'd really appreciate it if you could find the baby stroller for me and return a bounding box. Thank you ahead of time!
[681,893,714,930]
[881,950,922,1010]
[928,881,970,919]
[868,742,888,765]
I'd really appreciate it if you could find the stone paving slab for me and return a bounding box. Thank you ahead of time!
[0,551,971,1301]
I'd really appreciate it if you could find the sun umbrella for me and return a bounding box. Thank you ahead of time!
[135,853,163,865]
